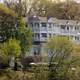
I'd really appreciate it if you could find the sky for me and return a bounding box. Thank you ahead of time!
[62,0,80,3]
[74,0,80,3]
[0,0,2,2]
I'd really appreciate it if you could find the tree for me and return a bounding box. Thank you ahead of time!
[16,17,32,56]
[47,36,78,80]
[0,4,17,42]
[0,4,32,68]
[0,38,21,68]
[6,38,21,68]
[4,0,80,20]
[33,64,48,80]
[46,0,80,20]
[4,0,38,17]
[0,3,32,54]
[0,43,8,65]
[29,0,51,16]
[7,38,21,57]
[4,0,25,16]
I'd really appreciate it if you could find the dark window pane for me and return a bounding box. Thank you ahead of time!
[67,27,69,30]
[35,22,39,27]
[61,25,66,29]
[49,23,52,28]
[41,23,46,27]
[75,26,79,30]
[41,33,47,37]
[75,36,79,40]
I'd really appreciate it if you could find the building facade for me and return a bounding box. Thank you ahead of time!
[25,16,80,55]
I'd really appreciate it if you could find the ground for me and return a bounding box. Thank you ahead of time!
[0,70,33,80]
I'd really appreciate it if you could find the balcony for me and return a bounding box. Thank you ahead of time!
[40,27,47,31]
[33,37,47,42]
[33,37,40,42]
[40,37,47,42]
[32,28,40,32]
[60,30,79,36]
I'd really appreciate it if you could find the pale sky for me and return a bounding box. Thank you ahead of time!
[74,0,80,3]
[61,0,80,3]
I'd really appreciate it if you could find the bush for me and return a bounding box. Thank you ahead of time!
[31,64,49,80]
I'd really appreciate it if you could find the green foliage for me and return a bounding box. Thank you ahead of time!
[0,69,19,80]
[0,5,32,67]
[0,4,17,17]
[32,64,48,80]
[0,3,32,70]
[16,17,32,54]
[47,0,80,20]
[0,4,17,42]
[6,38,21,57]
[4,0,30,16]
[47,36,79,80]
[5,69,19,80]
[0,43,8,63]
[30,0,50,16]
[48,36,73,54]
[4,0,80,20]
[0,38,21,64]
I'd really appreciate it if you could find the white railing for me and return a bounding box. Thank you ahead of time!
[33,37,47,42]
[40,27,47,31]
[33,37,40,41]
[60,30,79,35]
[32,28,40,31]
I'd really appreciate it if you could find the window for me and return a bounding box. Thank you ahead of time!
[49,23,52,28]
[75,36,79,40]
[41,23,46,27]
[53,23,55,26]
[35,33,40,38]
[61,25,66,29]
[41,33,47,37]
[67,27,69,30]
[75,26,79,30]
[35,22,39,27]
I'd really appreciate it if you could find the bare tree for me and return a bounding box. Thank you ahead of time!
[47,36,79,80]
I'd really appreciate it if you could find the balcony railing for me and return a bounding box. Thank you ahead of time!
[33,37,47,42]
[60,30,79,35]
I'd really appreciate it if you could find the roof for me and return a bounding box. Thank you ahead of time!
[28,16,47,22]
[26,16,80,25]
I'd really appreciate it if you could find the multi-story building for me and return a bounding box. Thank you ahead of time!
[25,16,80,55]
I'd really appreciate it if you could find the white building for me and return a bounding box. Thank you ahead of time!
[25,16,80,55]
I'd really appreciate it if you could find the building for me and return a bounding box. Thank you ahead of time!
[25,16,80,55]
